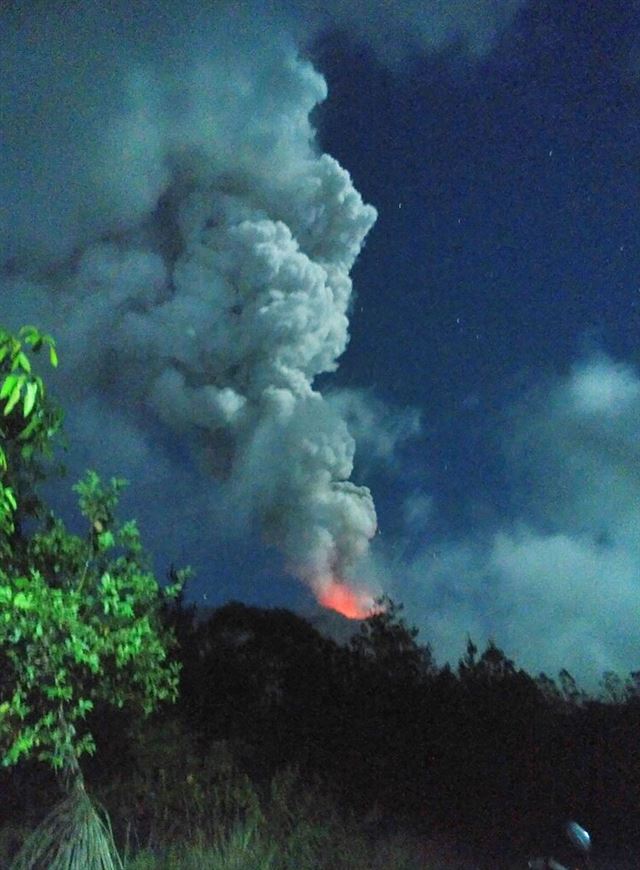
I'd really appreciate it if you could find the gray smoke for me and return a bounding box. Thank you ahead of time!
[287,0,528,66]
[1,0,524,604]
[1,1,381,601]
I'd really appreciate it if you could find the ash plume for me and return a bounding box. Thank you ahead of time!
[1,1,379,600]
[1,0,524,606]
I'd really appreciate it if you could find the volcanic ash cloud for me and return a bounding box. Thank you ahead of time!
[0,7,378,607]
[135,164,379,594]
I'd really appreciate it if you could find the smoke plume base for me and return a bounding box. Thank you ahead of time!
[314,575,378,619]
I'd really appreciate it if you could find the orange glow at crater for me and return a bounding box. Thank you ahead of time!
[316,577,376,620]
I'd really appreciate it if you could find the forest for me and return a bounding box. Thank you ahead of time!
[1,325,639,869]
[4,592,640,867]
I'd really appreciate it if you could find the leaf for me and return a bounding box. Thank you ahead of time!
[13,592,32,610]
[49,345,58,368]
[16,351,31,373]
[0,373,18,400]
[17,413,39,441]
[4,382,23,416]
[97,530,115,550]
[19,325,39,343]
[23,381,38,417]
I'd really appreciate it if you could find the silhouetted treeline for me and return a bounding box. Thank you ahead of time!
[156,595,640,861]
[3,594,639,865]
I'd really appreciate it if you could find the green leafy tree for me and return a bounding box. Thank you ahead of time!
[0,325,189,868]
[0,325,63,553]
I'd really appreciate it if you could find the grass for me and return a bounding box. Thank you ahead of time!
[121,820,430,870]
[2,811,489,869]
[3,790,443,870]
[1,751,484,869]
[8,778,124,870]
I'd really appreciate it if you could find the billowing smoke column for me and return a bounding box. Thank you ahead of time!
[127,152,379,614]
[137,157,379,608]
[1,2,378,616]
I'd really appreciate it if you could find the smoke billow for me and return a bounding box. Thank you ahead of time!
[286,0,528,67]
[1,0,527,611]
[1,1,381,607]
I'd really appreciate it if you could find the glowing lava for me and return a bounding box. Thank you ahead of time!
[316,577,375,620]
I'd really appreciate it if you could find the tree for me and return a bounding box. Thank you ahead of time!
[0,325,188,869]
[558,668,587,708]
[346,598,436,814]
[350,595,434,684]
[0,325,63,555]
[458,637,519,684]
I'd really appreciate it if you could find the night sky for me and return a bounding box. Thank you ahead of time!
[2,0,639,690]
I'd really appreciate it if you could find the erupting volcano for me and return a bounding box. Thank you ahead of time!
[0,1,381,616]
[315,577,377,620]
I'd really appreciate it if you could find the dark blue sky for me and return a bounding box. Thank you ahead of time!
[2,0,639,688]
[314,1,640,536]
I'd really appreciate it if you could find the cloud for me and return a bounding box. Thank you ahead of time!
[402,492,435,534]
[568,356,640,415]
[0,0,525,266]
[504,355,640,538]
[327,388,422,472]
[489,527,639,683]
[287,0,528,67]
[1,1,320,267]
[385,354,640,690]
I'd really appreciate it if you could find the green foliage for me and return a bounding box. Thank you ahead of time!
[0,325,188,775]
[0,326,63,545]
[0,476,185,768]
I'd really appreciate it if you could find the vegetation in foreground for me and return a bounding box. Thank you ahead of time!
[0,325,186,868]
[1,323,639,868]
[0,738,479,869]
